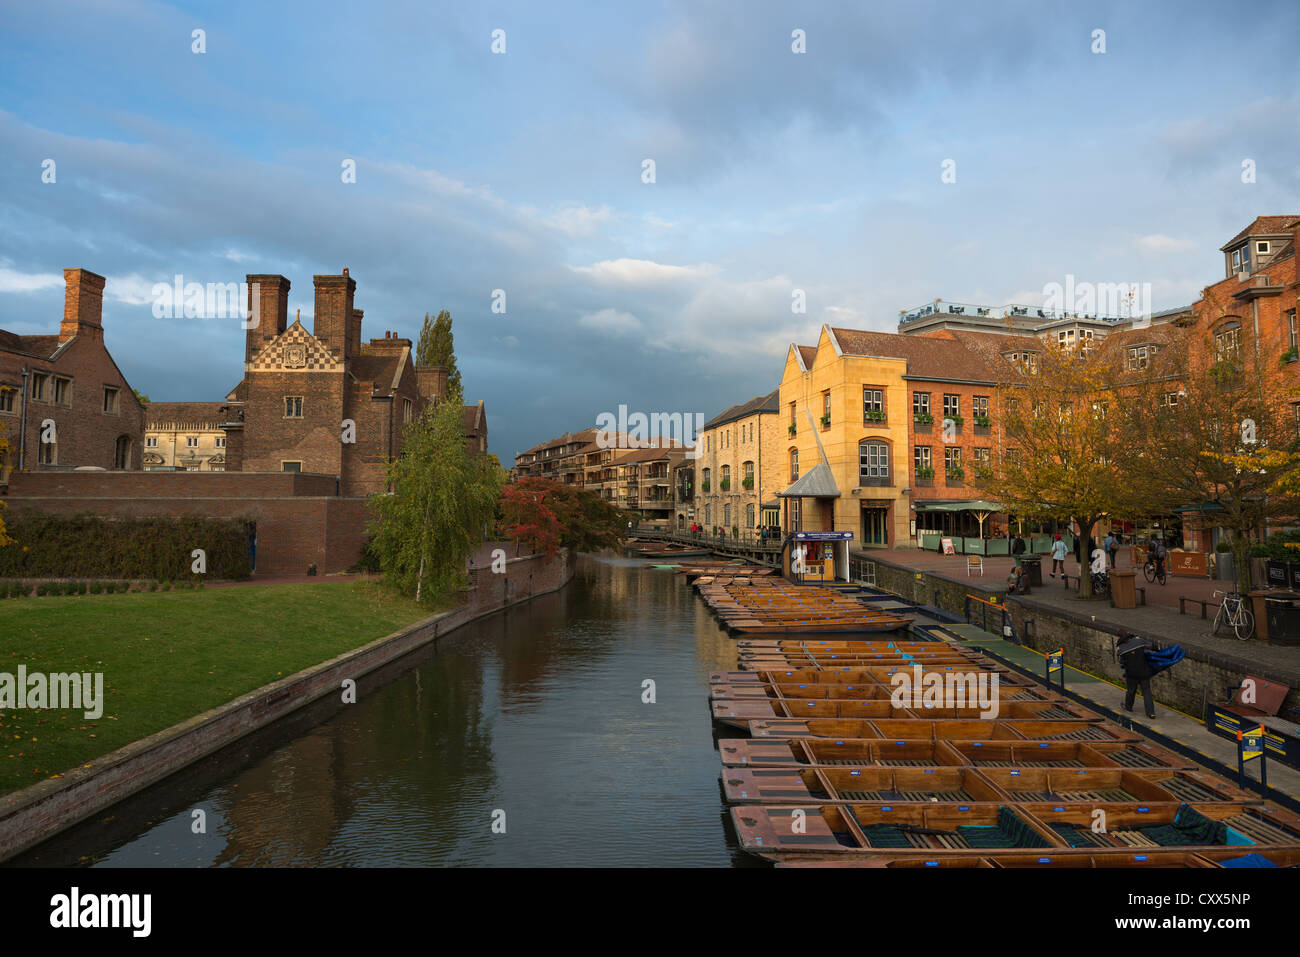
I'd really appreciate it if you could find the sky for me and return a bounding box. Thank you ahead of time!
[2,0,1298,462]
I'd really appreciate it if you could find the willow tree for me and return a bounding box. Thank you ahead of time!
[1136,325,1300,592]
[367,395,501,603]
[984,335,1168,598]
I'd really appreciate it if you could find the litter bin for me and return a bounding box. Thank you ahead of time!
[1249,590,1271,641]
[1266,594,1300,645]
[1110,569,1137,609]
[1021,556,1042,587]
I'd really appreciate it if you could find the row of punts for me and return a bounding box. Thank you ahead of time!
[695,576,913,636]
[711,631,1300,867]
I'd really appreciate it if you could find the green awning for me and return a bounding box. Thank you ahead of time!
[919,500,1005,513]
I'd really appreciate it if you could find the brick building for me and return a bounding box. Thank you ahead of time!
[219,269,487,496]
[0,268,146,481]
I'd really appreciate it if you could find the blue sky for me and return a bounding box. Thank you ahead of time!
[2,0,1298,461]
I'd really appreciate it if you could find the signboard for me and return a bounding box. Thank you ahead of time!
[1210,706,1241,737]
[1047,648,1063,676]
[793,531,854,542]
[1170,551,1208,577]
[1239,725,1265,762]
[1267,561,1289,588]
[941,538,955,555]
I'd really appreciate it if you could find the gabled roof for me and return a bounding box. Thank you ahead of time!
[797,345,817,369]
[146,401,228,429]
[777,463,840,499]
[0,331,64,359]
[1221,216,1300,250]
[703,389,779,429]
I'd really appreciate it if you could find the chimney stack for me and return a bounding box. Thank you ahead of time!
[60,268,105,344]
[350,308,363,356]
[244,274,290,363]
[313,270,357,362]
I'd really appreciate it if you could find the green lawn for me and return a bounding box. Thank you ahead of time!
[0,581,446,796]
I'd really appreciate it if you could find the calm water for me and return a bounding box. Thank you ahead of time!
[12,554,756,867]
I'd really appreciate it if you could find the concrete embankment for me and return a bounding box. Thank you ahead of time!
[0,548,573,862]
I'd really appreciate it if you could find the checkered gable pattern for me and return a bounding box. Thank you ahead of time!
[248,321,341,372]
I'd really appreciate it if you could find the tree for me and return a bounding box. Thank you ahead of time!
[415,310,462,400]
[985,335,1168,598]
[500,477,629,557]
[367,393,501,603]
[1138,327,1300,592]
[133,389,150,406]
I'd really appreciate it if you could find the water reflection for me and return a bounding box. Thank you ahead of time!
[11,555,755,867]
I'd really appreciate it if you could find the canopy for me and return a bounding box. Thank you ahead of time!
[918,500,1004,513]
[777,464,841,499]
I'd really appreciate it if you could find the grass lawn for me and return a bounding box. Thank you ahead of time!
[0,580,448,797]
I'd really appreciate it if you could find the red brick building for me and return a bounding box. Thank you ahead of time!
[219,269,487,495]
[0,268,146,480]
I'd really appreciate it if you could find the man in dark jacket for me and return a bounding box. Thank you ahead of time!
[1118,633,1156,718]
[1012,534,1027,567]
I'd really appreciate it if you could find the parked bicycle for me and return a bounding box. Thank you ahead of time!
[1212,589,1254,641]
[1091,570,1111,598]
[1142,557,1166,585]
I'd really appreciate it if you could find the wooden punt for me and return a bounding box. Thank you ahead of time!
[722,766,1009,805]
[948,740,1197,770]
[709,667,1036,687]
[1194,846,1300,867]
[732,801,1300,862]
[975,767,1262,805]
[730,803,1060,861]
[1020,802,1300,851]
[709,682,894,701]
[747,718,1132,742]
[710,697,1097,729]
[718,737,969,768]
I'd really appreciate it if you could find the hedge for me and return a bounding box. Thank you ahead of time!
[0,511,253,580]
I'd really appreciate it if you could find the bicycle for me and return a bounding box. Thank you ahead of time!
[1212,589,1254,641]
[1142,557,1166,585]
[1090,570,1111,598]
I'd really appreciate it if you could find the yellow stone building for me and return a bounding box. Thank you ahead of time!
[143,402,229,471]
[695,390,781,540]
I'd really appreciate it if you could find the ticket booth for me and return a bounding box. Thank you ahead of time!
[785,531,853,583]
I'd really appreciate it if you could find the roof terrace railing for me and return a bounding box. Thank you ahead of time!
[898,299,1135,326]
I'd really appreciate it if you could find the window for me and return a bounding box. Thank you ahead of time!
[702,467,711,489]
[973,395,989,419]
[0,386,14,414]
[1127,345,1149,371]
[216,436,226,448]
[746,503,755,529]
[186,436,199,448]
[706,434,711,452]
[103,387,119,414]
[721,464,731,489]
[914,446,932,473]
[284,396,304,418]
[859,441,890,485]
[53,377,71,406]
[743,461,754,487]
[31,373,48,402]
[790,498,801,532]
[403,399,413,424]
[945,447,962,470]
[1289,310,1297,351]
[282,461,302,473]
[704,504,712,526]
[1057,329,1075,347]
[972,448,991,467]
[1214,323,1242,362]
[1008,352,1039,373]
[863,387,884,422]
[145,435,158,448]
[913,392,930,417]
[821,391,831,426]
[1258,241,1270,254]
[790,448,799,481]
[943,394,960,418]
[789,402,796,428]
[114,435,131,469]
[723,504,731,527]
[1160,392,1179,409]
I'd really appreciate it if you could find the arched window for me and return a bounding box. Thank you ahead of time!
[701,467,711,491]
[742,460,754,489]
[745,503,756,528]
[859,440,890,485]
[721,464,731,490]
[790,447,799,481]
[114,435,132,469]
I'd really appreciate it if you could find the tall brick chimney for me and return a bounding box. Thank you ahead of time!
[350,308,364,357]
[313,269,356,361]
[245,274,290,363]
[416,364,448,404]
[60,268,105,345]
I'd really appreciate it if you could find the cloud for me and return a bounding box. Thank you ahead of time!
[570,258,718,286]
[0,266,62,293]
[577,308,642,334]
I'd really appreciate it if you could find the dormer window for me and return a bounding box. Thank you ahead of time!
[1231,244,1252,275]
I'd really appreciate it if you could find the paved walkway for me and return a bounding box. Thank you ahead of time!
[941,622,1300,803]
[862,547,1300,680]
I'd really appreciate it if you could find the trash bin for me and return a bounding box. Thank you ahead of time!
[1021,556,1042,587]
[1266,594,1300,645]
[1250,590,1270,641]
[1110,569,1137,609]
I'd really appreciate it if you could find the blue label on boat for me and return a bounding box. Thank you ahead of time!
[1053,807,1065,812]
[1135,855,1147,861]
[972,742,982,747]
[1076,770,1087,774]
[924,769,934,774]
[836,741,845,745]
[1138,807,1149,813]
[1010,770,1020,776]
[882,806,893,811]
[1037,857,1051,864]
[895,741,905,745]
[959,806,970,811]
[1038,743,1049,748]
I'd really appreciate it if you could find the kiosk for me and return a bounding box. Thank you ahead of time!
[786,530,854,583]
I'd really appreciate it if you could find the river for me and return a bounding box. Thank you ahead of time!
[10,554,759,867]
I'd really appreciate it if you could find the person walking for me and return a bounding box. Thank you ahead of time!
[1012,533,1027,568]
[1104,531,1117,569]
[1150,535,1167,581]
[1118,633,1156,718]
[1049,533,1068,578]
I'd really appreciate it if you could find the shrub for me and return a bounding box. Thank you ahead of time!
[0,511,254,580]
[147,581,158,592]
[89,582,102,594]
